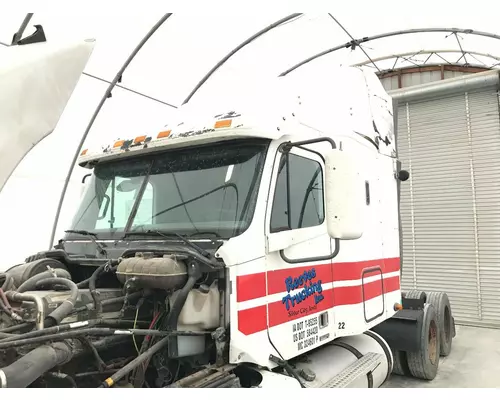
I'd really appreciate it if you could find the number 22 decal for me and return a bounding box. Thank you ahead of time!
[338,322,345,329]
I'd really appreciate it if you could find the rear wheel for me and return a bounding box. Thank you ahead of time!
[391,349,410,376]
[406,304,440,380]
[405,289,427,302]
[426,291,453,356]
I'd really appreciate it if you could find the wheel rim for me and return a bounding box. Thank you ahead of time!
[444,306,451,343]
[428,320,438,364]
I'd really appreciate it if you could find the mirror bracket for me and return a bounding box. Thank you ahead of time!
[82,173,91,184]
[279,137,337,154]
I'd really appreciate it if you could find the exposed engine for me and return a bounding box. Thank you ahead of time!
[0,250,231,388]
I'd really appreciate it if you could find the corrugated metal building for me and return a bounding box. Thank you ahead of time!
[380,65,491,92]
[383,67,500,328]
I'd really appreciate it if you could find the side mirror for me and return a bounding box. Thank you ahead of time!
[116,178,142,193]
[324,147,365,240]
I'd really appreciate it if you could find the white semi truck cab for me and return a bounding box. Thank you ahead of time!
[0,36,455,389]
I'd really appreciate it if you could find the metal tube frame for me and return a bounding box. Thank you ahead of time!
[279,27,500,77]
[11,13,34,45]
[352,49,500,67]
[182,13,303,105]
[48,13,173,249]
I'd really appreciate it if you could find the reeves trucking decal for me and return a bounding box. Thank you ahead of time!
[282,268,325,315]
[236,257,400,335]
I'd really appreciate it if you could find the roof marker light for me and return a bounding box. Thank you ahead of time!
[134,135,147,143]
[80,149,88,156]
[214,119,232,129]
[157,130,172,139]
[113,140,125,148]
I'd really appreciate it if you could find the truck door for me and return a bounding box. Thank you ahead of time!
[264,146,335,360]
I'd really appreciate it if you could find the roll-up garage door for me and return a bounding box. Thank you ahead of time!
[392,76,500,328]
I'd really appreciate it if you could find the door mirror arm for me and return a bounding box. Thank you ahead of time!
[279,137,337,154]
[82,173,91,184]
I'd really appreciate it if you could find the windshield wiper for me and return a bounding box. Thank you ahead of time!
[122,229,211,258]
[64,229,108,257]
[66,229,97,237]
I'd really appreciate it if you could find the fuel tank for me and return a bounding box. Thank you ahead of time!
[253,330,392,388]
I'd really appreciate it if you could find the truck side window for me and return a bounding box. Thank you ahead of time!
[270,153,324,232]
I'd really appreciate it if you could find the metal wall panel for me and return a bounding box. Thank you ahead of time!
[379,70,475,91]
[395,102,416,292]
[467,89,500,326]
[394,85,500,328]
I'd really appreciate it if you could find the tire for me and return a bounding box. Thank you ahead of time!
[391,348,410,376]
[426,291,453,357]
[405,289,427,303]
[406,303,440,380]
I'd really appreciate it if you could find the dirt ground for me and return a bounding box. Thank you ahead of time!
[383,325,500,388]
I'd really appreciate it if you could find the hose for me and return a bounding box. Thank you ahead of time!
[0,341,74,388]
[0,281,18,329]
[0,291,11,316]
[0,299,16,322]
[91,335,134,351]
[0,335,135,388]
[131,263,201,387]
[70,290,143,315]
[75,369,120,378]
[0,288,23,323]
[0,318,150,343]
[77,262,117,289]
[76,277,91,289]
[6,292,44,330]
[89,263,108,316]
[99,334,172,388]
[0,322,33,334]
[0,289,11,310]
[16,268,71,293]
[78,336,107,371]
[1,276,13,292]
[0,328,207,349]
[45,372,77,388]
[35,277,78,327]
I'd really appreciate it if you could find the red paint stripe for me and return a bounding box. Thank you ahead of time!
[336,276,399,305]
[335,277,400,306]
[237,276,401,335]
[238,305,267,335]
[236,258,401,302]
[385,275,400,293]
[332,257,400,282]
[236,273,267,302]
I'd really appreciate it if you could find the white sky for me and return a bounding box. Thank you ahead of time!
[0,1,499,269]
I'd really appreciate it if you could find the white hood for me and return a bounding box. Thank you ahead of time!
[0,38,95,193]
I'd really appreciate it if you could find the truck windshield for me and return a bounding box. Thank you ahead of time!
[69,140,269,239]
